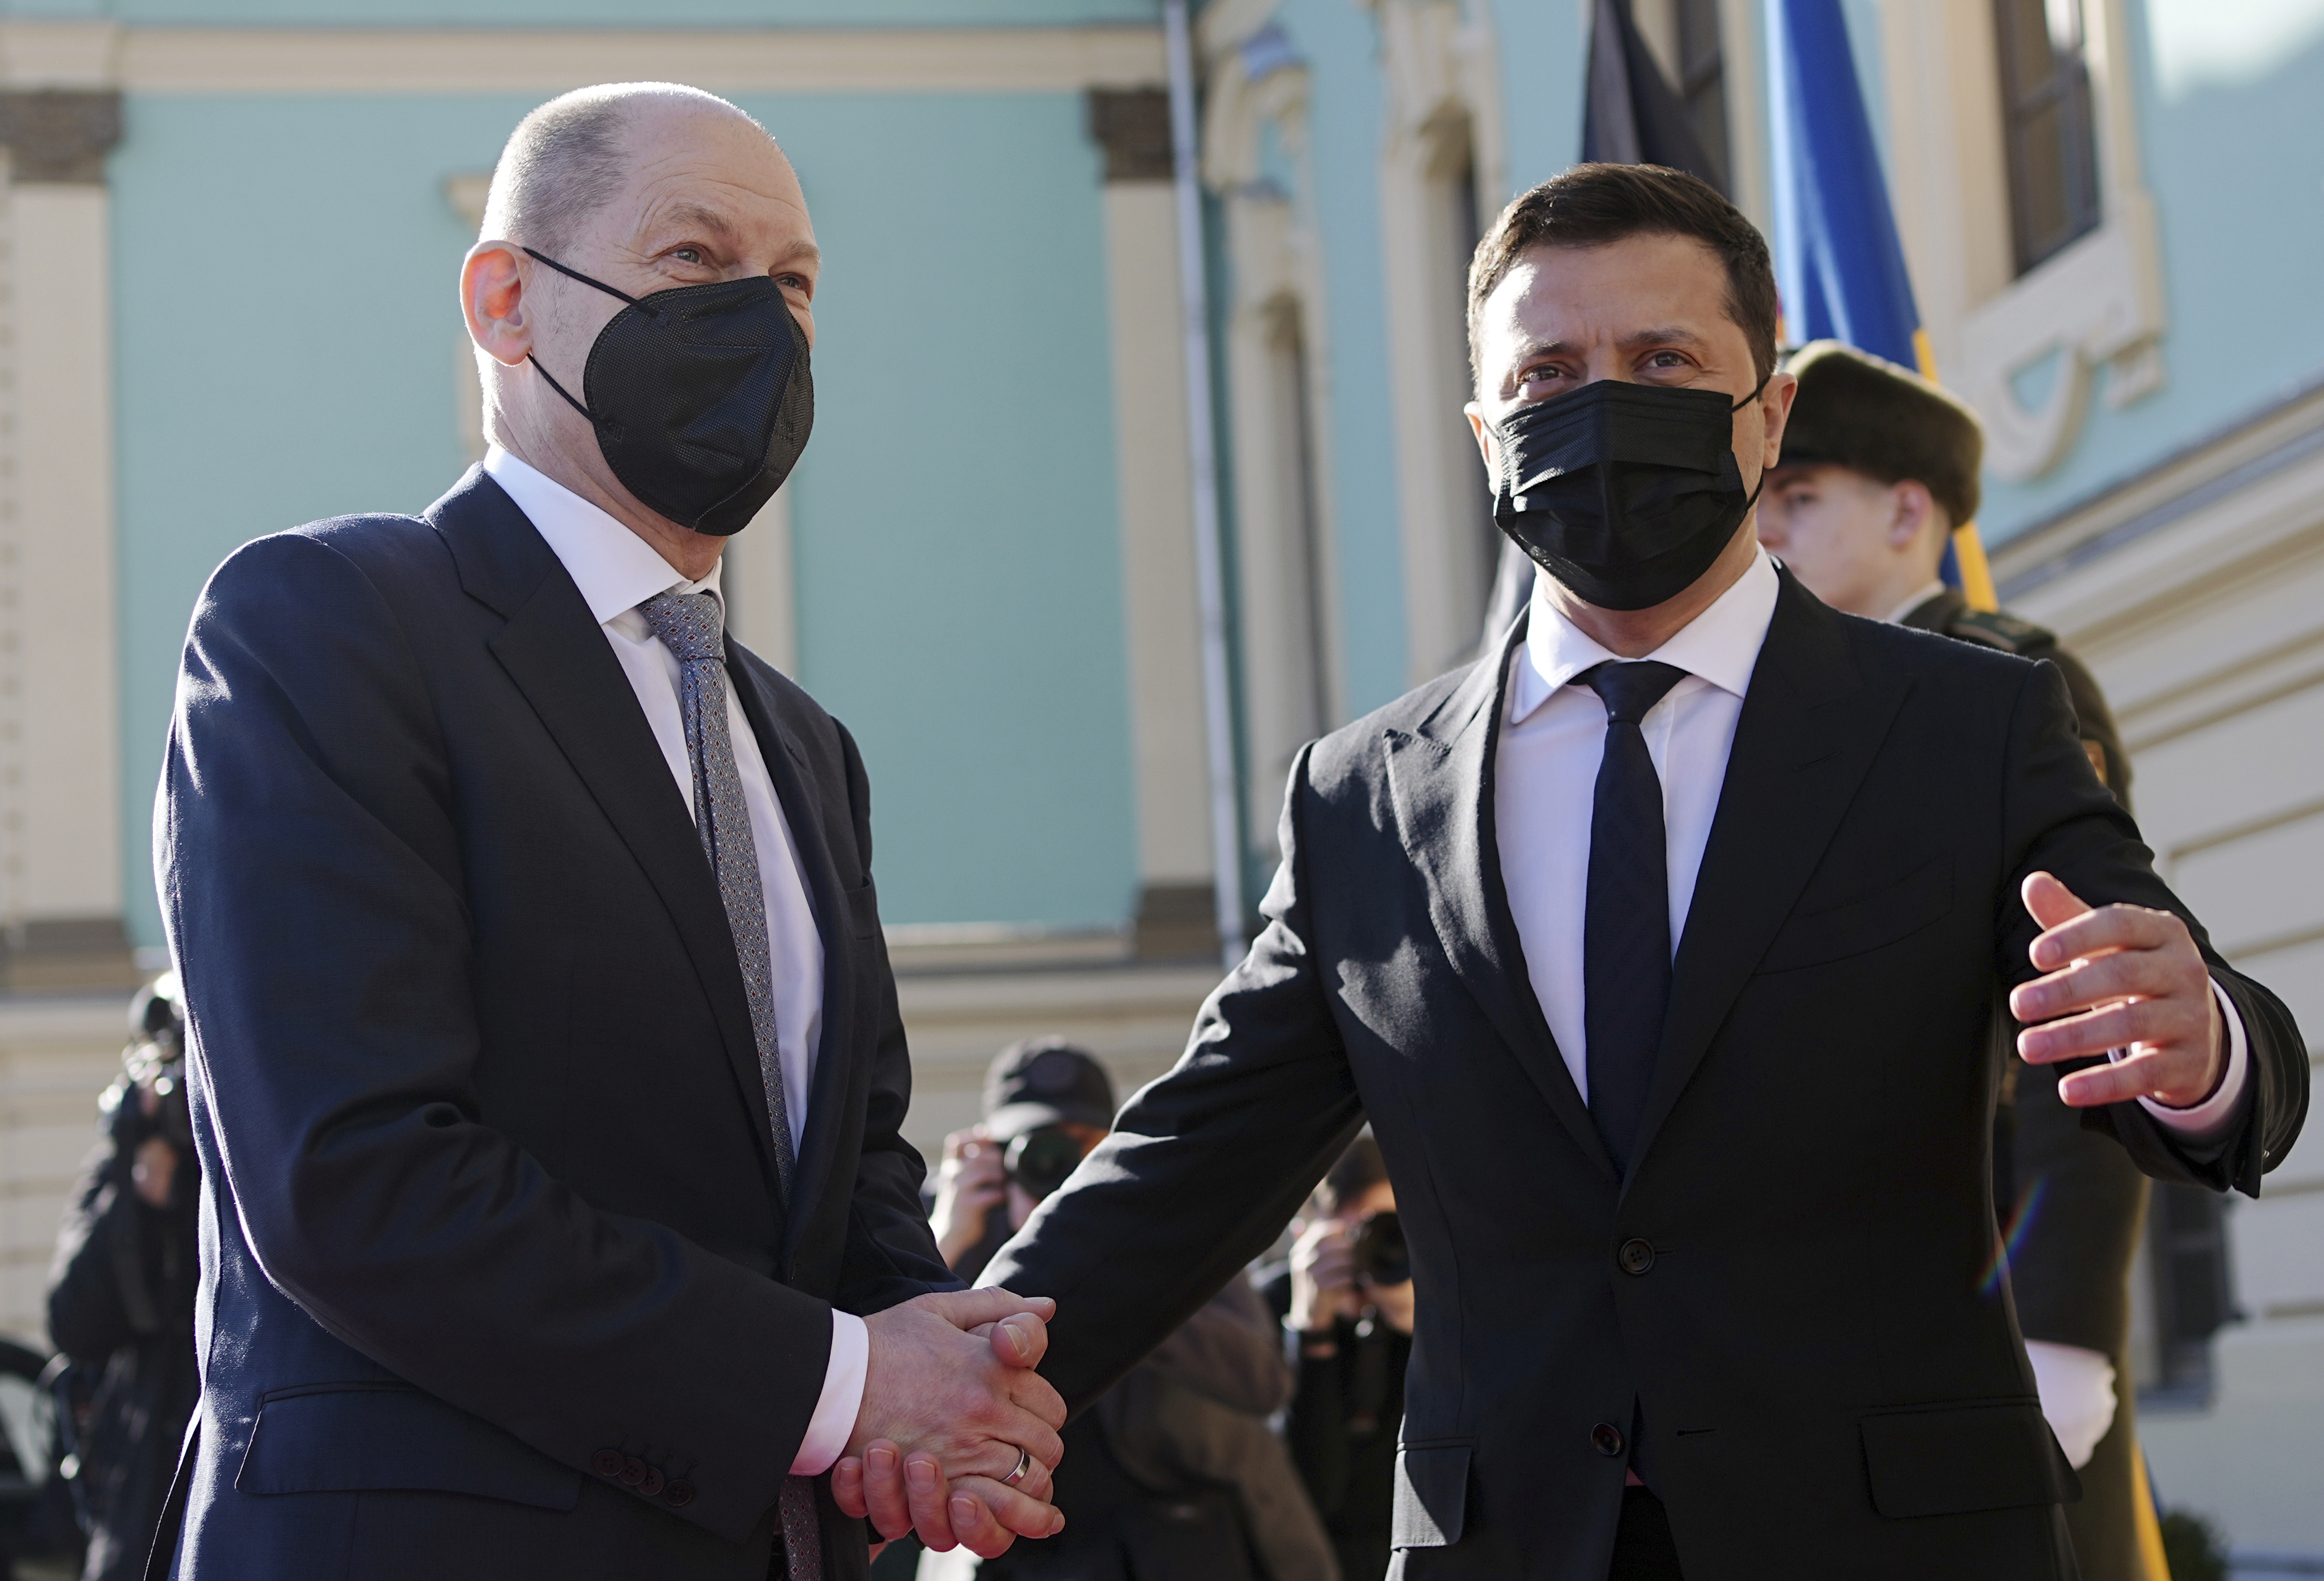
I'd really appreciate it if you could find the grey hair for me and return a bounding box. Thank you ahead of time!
[480,82,768,256]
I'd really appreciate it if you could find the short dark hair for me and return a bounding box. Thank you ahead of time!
[1467,163,1780,387]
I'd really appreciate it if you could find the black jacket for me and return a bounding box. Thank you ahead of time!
[49,1087,201,1581]
[1904,587,2153,1581]
[987,572,2307,1581]
[151,469,953,1580]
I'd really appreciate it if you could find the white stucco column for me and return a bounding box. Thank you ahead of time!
[1090,88,1217,959]
[0,22,135,992]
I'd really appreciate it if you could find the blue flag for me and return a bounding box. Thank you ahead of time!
[1766,0,1997,606]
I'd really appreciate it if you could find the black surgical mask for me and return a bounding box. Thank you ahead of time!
[524,248,813,537]
[1491,377,1768,611]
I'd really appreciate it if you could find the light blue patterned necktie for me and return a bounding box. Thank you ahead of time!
[638,590,823,1581]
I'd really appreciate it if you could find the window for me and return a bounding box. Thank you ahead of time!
[2146,1181,2235,1399]
[1674,0,1728,192]
[1993,0,2103,274]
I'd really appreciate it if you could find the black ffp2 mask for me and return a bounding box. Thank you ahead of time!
[524,248,813,537]
[1492,378,1766,611]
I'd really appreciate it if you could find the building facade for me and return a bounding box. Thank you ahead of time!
[0,0,2311,1557]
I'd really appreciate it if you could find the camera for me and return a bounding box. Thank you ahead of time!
[1349,1210,1410,1287]
[1003,1125,1085,1202]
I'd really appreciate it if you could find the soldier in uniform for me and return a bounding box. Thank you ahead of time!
[1758,339,2159,1581]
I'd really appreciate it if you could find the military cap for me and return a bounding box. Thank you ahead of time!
[1777,340,1984,526]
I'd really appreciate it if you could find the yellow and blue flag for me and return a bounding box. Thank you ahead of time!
[1767,0,1999,609]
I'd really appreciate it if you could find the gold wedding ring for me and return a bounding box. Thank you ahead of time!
[1003,1448,1032,1487]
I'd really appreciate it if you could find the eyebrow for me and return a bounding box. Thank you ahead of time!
[1505,324,1708,370]
[647,201,824,270]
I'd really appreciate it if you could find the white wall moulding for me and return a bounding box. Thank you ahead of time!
[1201,26,1347,859]
[0,994,135,1341]
[93,26,1164,96]
[893,957,1221,1157]
[1958,191,2167,483]
[1368,0,1508,685]
[1878,0,2165,484]
[0,22,122,91]
[2009,376,2324,1546]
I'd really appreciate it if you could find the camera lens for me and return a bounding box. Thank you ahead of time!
[1349,1211,1410,1287]
[1004,1126,1084,1201]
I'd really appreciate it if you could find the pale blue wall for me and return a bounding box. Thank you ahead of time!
[111,86,1135,945]
[1494,0,1586,197]
[1974,13,2324,543]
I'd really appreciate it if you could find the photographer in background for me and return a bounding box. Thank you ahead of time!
[45,976,202,1581]
[923,1040,1335,1581]
[1260,1134,1409,1581]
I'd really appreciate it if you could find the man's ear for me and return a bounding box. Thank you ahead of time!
[461,241,534,369]
[1756,370,1799,469]
[1887,479,1939,553]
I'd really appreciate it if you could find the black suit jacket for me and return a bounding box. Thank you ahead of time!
[986,572,2307,1581]
[151,469,952,1580]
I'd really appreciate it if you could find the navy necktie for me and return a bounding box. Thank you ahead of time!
[1580,659,1687,1175]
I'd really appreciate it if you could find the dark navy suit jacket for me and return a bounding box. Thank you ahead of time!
[151,469,952,1580]
[989,574,2308,1581]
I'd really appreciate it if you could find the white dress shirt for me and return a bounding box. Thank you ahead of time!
[482,447,865,1479]
[1493,549,2247,1130]
[1493,551,2247,1468]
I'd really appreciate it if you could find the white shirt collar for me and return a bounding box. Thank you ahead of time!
[482,445,722,622]
[1510,548,1782,725]
[1884,579,1949,625]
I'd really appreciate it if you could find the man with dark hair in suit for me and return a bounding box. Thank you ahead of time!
[153,82,1066,1581]
[1760,340,2159,1581]
[867,164,2311,1580]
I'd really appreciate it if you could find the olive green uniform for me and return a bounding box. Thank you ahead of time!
[1904,587,2157,1581]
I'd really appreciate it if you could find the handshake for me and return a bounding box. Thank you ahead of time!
[834,1287,1069,1560]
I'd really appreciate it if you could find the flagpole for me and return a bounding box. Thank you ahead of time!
[1163,0,1248,970]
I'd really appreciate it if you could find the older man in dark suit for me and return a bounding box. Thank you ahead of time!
[153,83,1063,1581]
[945,165,2308,1581]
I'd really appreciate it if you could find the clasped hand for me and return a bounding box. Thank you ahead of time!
[832,1288,1067,1560]
[2011,871,2226,1109]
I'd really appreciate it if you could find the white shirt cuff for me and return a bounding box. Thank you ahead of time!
[2127,978,2249,1140]
[2025,1339,2117,1469]
[789,1309,868,1477]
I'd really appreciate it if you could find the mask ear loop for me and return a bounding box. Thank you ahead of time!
[1732,370,1777,508]
[516,246,652,423]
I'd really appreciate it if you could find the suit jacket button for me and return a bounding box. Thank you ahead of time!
[1618,1238,1656,1275]
[664,1480,696,1508]
[1592,1423,1625,1457]
[592,1450,624,1479]
[640,1467,666,1498]
[620,1456,649,1487]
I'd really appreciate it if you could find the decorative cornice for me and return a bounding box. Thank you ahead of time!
[0,89,120,185]
[110,26,1163,95]
[1086,87,1171,183]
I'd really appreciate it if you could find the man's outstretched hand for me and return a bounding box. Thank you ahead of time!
[2011,871,2226,1109]
[831,1289,1066,1559]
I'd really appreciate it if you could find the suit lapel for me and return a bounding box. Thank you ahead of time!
[428,470,783,1188]
[1385,618,1617,1180]
[1625,573,1912,1180]
[725,649,855,1266]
